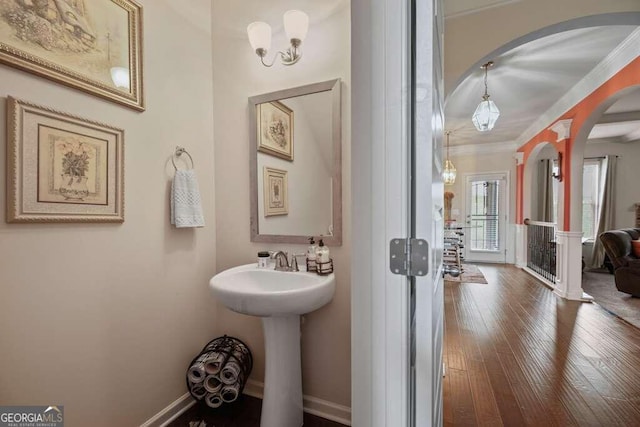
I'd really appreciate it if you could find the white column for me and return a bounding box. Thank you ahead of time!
[554,231,590,301]
[515,224,527,268]
[261,316,303,427]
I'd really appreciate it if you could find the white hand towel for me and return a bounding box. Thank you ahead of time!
[171,169,205,228]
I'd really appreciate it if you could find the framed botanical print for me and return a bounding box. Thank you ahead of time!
[257,101,293,161]
[6,96,124,223]
[0,0,144,111]
[263,167,288,216]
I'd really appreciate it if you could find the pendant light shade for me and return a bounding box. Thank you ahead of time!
[443,159,457,185]
[472,61,500,132]
[472,97,500,132]
[443,131,456,185]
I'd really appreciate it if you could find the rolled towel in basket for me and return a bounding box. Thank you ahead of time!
[221,382,241,403]
[205,393,223,409]
[203,375,223,394]
[190,383,207,400]
[204,352,226,375]
[220,360,243,385]
[188,352,211,383]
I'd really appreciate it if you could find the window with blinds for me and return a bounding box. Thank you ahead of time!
[469,180,501,251]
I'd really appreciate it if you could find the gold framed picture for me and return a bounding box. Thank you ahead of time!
[0,0,144,111]
[6,96,124,223]
[263,167,288,217]
[257,101,293,161]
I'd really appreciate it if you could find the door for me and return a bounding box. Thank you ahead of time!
[464,173,508,263]
[351,0,443,425]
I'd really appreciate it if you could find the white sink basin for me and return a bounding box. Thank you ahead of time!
[209,263,335,317]
[209,263,335,427]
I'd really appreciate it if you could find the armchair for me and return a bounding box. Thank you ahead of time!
[599,228,640,297]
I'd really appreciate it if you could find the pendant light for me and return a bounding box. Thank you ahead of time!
[472,61,500,132]
[443,131,456,185]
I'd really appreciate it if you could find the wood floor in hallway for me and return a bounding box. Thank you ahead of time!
[443,264,640,427]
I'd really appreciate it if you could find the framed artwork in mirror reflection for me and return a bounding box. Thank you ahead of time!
[257,101,293,161]
[263,167,288,217]
[6,96,124,223]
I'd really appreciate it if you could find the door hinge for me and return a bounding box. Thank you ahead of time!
[389,238,429,277]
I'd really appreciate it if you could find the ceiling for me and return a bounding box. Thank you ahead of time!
[445,25,640,148]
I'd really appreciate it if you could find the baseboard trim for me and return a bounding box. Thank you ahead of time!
[139,381,352,427]
[244,379,352,426]
[523,266,556,290]
[139,392,196,427]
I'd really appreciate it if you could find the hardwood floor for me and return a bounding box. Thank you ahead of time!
[170,395,346,427]
[443,264,640,427]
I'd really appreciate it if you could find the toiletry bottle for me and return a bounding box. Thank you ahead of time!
[306,237,317,271]
[257,251,270,268]
[316,238,330,264]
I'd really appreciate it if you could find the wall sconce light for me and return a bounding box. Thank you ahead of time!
[472,61,500,132]
[443,131,457,185]
[552,152,563,181]
[247,10,309,67]
[110,67,130,90]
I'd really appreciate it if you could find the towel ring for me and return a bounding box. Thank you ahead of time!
[172,146,194,171]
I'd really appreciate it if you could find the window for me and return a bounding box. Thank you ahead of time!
[469,180,500,251]
[582,160,601,240]
[551,158,602,240]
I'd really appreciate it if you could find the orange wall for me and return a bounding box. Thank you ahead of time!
[516,56,640,230]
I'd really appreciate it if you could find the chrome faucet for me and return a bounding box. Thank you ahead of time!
[271,251,290,271]
[270,251,306,272]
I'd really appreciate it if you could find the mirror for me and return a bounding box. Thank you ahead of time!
[249,79,342,245]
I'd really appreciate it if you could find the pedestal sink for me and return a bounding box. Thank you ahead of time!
[209,264,335,427]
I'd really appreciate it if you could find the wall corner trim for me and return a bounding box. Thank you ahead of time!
[244,379,352,426]
[139,392,196,427]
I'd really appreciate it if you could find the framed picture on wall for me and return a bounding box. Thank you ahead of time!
[0,0,144,111]
[6,96,125,223]
[263,167,288,217]
[257,101,294,161]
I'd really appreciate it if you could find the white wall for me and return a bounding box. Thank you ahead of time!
[446,149,517,263]
[0,1,217,425]
[212,0,351,410]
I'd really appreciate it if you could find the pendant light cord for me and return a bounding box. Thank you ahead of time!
[446,131,450,160]
[483,65,488,98]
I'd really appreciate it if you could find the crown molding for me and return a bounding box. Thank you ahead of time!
[515,27,640,149]
[549,119,573,141]
[444,0,522,20]
[449,140,518,156]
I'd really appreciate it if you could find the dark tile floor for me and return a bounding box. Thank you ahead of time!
[170,395,347,427]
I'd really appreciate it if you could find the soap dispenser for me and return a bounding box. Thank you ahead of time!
[316,238,330,264]
[306,237,317,272]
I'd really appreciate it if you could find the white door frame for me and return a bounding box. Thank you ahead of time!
[462,171,510,264]
[351,0,441,426]
[351,0,410,425]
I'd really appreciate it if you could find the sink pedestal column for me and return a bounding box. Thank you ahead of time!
[261,315,303,427]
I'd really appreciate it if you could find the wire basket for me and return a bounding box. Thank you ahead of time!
[186,335,253,408]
